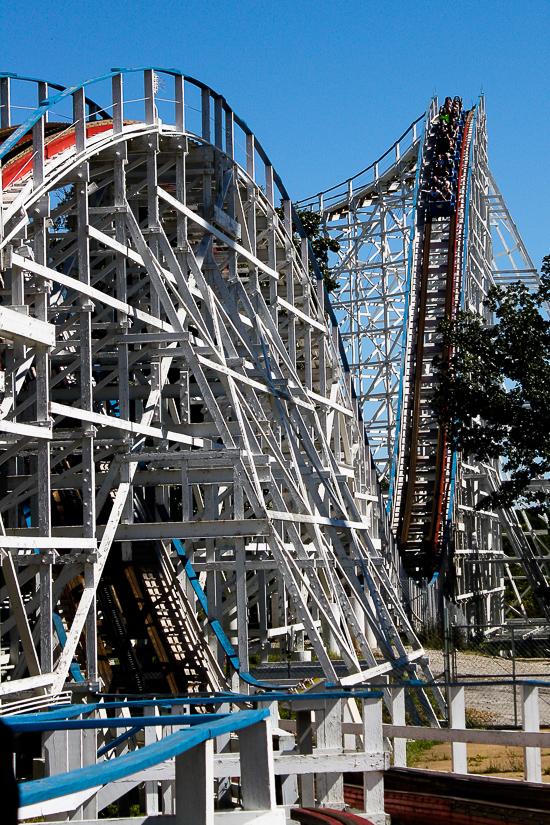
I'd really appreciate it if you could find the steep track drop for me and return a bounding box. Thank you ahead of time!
[392,105,475,579]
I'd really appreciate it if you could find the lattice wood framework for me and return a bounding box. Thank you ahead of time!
[298,115,426,477]
[0,70,438,704]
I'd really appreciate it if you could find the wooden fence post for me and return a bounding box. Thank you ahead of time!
[316,698,344,809]
[144,705,160,813]
[522,683,541,783]
[175,739,214,825]
[449,685,467,775]
[239,717,277,811]
[362,695,388,825]
[296,709,315,807]
[390,687,406,767]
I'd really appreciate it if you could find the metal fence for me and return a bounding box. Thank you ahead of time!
[442,622,550,726]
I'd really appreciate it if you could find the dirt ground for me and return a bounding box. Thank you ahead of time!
[407,648,550,778]
[409,740,550,782]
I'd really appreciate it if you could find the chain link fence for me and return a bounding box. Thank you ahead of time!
[437,623,550,726]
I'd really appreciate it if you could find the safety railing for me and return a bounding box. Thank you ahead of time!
[7,689,388,825]
[278,680,550,787]
[295,106,432,215]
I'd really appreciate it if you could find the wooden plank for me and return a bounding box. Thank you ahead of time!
[0,305,55,347]
[157,187,280,282]
[10,253,174,333]
[49,402,205,449]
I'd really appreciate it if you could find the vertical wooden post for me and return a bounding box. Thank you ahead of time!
[68,722,84,822]
[215,702,232,808]
[0,76,10,128]
[449,685,468,775]
[175,739,214,825]
[214,97,223,150]
[391,686,407,767]
[239,717,276,811]
[362,695,387,825]
[234,466,249,689]
[316,698,344,809]
[112,73,123,134]
[82,709,98,819]
[296,709,315,807]
[522,682,541,783]
[44,729,69,822]
[201,88,211,143]
[144,705,160,813]
[175,74,185,133]
[144,70,156,125]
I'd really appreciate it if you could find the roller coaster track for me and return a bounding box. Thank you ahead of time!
[392,107,475,577]
[300,96,550,626]
[0,69,444,712]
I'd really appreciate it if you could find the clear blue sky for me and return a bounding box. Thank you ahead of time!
[1,0,548,267]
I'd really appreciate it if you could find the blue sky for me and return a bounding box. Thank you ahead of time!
[1,0,549,266]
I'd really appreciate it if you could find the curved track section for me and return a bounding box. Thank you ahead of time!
[0,70,439,703]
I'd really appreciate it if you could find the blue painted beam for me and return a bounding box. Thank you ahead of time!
[97,726,142,758]
[6,713,229,733]
[7,687,387,725]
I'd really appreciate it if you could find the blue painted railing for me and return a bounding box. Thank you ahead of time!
[17,707,269,808]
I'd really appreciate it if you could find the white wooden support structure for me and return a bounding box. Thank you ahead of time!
[301,94,548,629]
[144,705,160,814]
[0,69,439,709]
[296,709,314,808]
[175,739,215,825]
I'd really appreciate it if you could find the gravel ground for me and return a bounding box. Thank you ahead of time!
[426,648,550,725]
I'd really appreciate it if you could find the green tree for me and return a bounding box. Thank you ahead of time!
[433,255,550,511]
[277,205,340,292]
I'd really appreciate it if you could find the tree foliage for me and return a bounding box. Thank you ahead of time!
[433,255,550,511]
[295,208,341,293]
[276,205,340,293]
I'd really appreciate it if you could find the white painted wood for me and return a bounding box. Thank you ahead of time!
[296,710,314,808]
[239,718,276,811]
[315,699,344,808]
[42,812,286,825]
[44,729,70,823]
[449,685,468,775]
[157,188,280,282]
[10,253,174,334]
[88,748,386,786]
[175,739,214,825]
[522,683,542,783]
[362,696,387,824]
[49,402,205,450]
[390,687,407,767]
[19,787,102,821]
[68,725,84,822]
[1,537,96,549]
[81,719,98,820]
[0,417,52,439]
[1,550,41,676]
[144,706,160,814]
[0,305,55,346]
[341,648,425,685]
[382,724,550,748]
